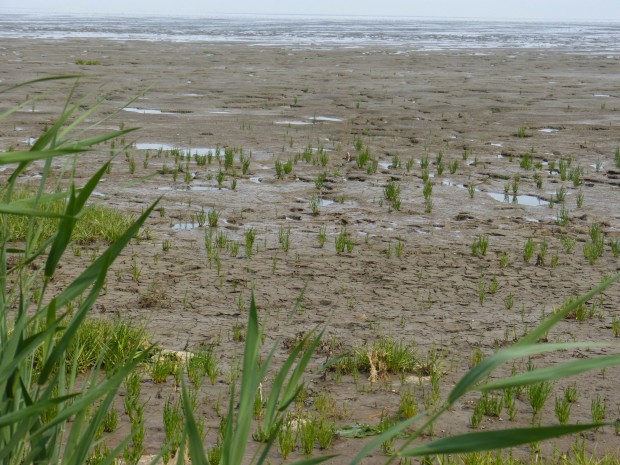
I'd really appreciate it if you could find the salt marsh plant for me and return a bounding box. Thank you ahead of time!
[520,152,533,170]
[275,159,285,178]
[467,178,475,199]
[533,172,543,189]
[516,126,528,138]
[527,380,553,422]
[471,234,489,257]
[391,154,401,169]
[208,208,219,227]
[395,240,405,258]
[315,170,328,190]
[278,225,291,252]
[335,228,354,254]
[555,185,567,203]
[367,158,379,174]
[309,195,320,215]
[584,222,605,264]
[560,234,576,253]
[611,240,620,257]
[554,395,572,425]
[523,238,535,262]
[615,147,620,168]
[384,179,401,210]
[556,205,570,226]
[570,166,583,186]
[611,315,620,337]
[187,347,219,386]
[318,225,328,247]
[449,159,459,174]
[356,147,371,168]
[590,394,607,424]
[399,388,419,419]
[163,396,184,463]
[245,227,256,257]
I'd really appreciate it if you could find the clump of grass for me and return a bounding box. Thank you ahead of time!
[330,336,418,376]
[318,225,327,247]
[516,126,529,138]
[591,394,607,424]
[384,179,401,210]
[245,227,256,257]
[399,388,419,419]
[75,58,101,65]
[163,396,184,463]
[279,225,291,252]
[471,234,489,257]
[584,222,605,264]
[335,228,354,254]
[0,191,134,245]
[187,347,219,386]
[527,381,553,422]
[523,238,535,263]
[151,353,178,383]
[554,395,572,425]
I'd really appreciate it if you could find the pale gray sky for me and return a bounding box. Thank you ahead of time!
[2,0,620,21]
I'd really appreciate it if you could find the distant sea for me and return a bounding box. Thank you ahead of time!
[2,14,620,52]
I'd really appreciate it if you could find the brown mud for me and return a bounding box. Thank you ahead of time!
[1,39,620,463]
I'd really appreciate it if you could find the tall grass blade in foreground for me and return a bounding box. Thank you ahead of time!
[0,77,157,465]
[182,294,334,465]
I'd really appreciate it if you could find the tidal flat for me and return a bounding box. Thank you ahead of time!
[2,38,620,463]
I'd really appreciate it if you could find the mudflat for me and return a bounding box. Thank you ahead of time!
[2,39,620,462]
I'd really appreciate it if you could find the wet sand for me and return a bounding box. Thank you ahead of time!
[2,39,620,462]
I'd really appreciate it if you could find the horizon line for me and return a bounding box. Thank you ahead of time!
[3,9,620,23]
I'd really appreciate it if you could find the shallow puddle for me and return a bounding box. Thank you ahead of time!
[123,107,174,115]
[135,143,218,156]
[274,120,312,125]
[309,116,343,122]
[172,222,200,230]
[538,128,559,133]
[249,177,262,184]
[487,192,549,206]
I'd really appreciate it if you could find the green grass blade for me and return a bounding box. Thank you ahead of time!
[479,353,620,392]
[517,272,620,346]
[181,379,208,465]
[349,413,426,465]
[0,203,70,219]
[0,75,85,94]
[262,342,302,430]
[37,255,109,384]
[44,161,109,278]
[230,292,261,465]
[67,128,138,149]
[448,342,609,405]
[0,148,86,165]
[49,198,159,309]
[400,424,601,457]
[286,456,337,465]
[280,331,323,408]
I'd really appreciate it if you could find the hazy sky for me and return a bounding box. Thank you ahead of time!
[3,0,620,21]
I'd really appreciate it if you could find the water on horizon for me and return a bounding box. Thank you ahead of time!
[1,14,620,52]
